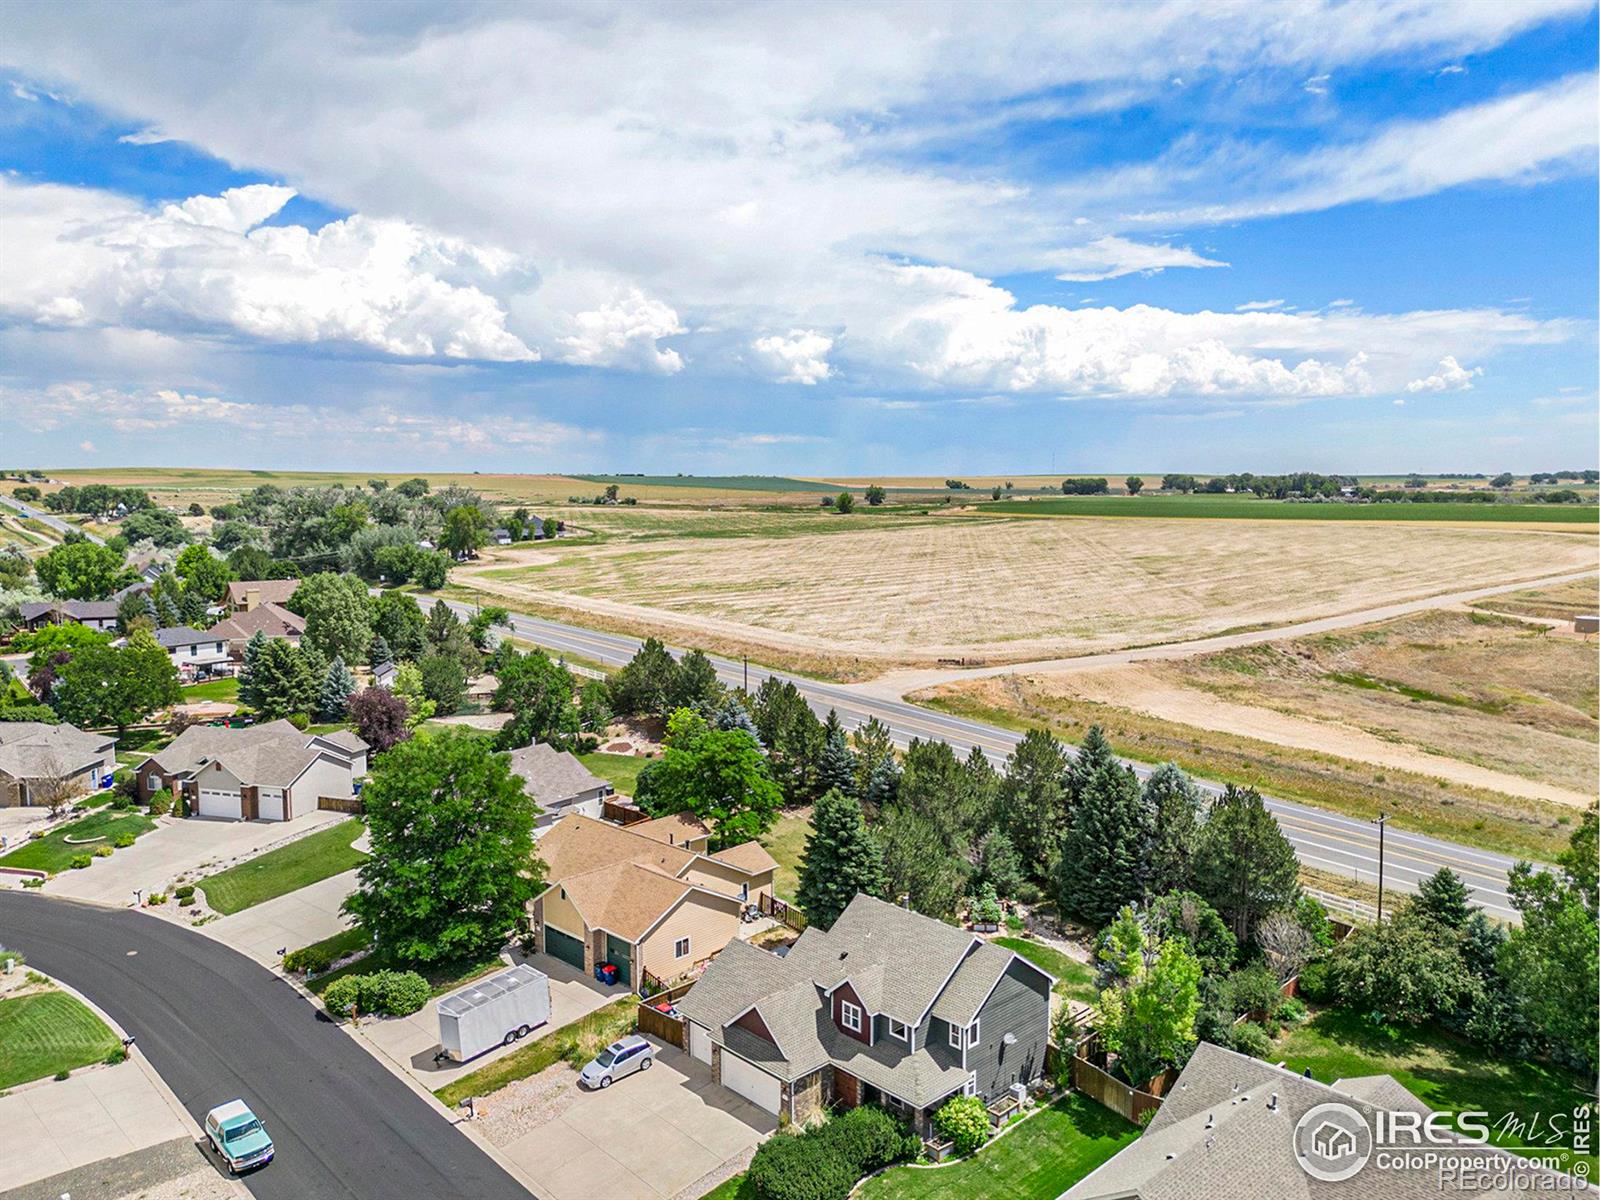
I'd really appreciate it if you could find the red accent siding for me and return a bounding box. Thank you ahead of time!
[733,1007,777,1045]
[831,981,871,1045]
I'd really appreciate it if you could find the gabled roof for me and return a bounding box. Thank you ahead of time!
[144,719,304,778]
[309,729,369,756]
[205,741,321,789]
[208,602,305,641]
[0,722,113,780]
[225,579,300,607]
[537,814,695,881]
[551,860,737,942]
[709,841,779,875]
[630,811,711,846]
[506,744,610,808]
[19,600,119,621]
[929,941,1021,1028]
[154,626,222,648]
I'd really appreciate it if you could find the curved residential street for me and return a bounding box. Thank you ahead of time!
[0,892,533,1200]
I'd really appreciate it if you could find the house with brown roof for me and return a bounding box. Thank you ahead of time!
[134,720,367,821]
[531,814,778,993]
[208,602,305,659]
[225,579,301,613]
[628,811,712,852]
[17,600,121,632]
[677,894,1052,1125]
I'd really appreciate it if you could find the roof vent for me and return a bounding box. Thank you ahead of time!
[1268,1092,1279,1111]
[1205,1113,1213,1130]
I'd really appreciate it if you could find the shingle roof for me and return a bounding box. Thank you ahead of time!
[225,579,301,607]
[1062,1042,1577,1200]
[310,729,369,755]
[19,600,119,621]
[506,743,610,808]
[208,741,321,789]
[145,719,304,778]
[709,840,779,874]
[554,861,730,942]
[154,626,221,648]
[630,812,711,846]
[929,941,1018,1027]
[0,722,113,781]
[536,813,696,881]
[208,602,305,641]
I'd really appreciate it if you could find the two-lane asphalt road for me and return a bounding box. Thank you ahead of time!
[0,893,532,1200]
[0,492,104,543]
[447,599,1526,920]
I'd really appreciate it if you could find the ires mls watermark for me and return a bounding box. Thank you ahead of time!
[1293,1101,1593,1190]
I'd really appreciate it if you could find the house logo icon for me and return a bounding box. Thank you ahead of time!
[1294,1102,1373,1182]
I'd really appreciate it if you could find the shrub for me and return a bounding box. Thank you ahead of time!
[1230,1021,1275,1059]
[69,853,92,870]
[113,768,138,799]
[93,845,113,858]
[1278,996,1308,1025]
[146,892,166,905]
[286,712,311,731]
[111,795,138,811]
[1221,962,1283,1021]
[747,1105,916,1200]
[933,1093,990,1155]
[148,790,172,817]
[22,877,43,889]
[322,969,430,1018]
[104,1045,128,1065]
[1295,958,1332,1004]
[54,1069,70,1081]
[112,833,136,849]
[174,884,196,904]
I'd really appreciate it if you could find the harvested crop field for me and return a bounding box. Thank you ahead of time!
[458,515,1597,668]
[1470,576,1599,622]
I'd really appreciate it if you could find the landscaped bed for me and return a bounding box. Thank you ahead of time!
[0,808,156,874]
[306,946,503,1002]
[0,987,123,1089]
[992,937,1098,1005]
[197,818,367,915]
[435,998,637,1107]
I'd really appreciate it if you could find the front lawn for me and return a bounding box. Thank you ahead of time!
[0,989,123,1088]
[577,751,649,797]
[181,677,240,703]
[435,998,638,1107]
[991,937,1098,1005]
[1274,1008,1597,1175]
[758,810,812,902]
[306,946,503,1001]
[198,819,367,915]
[0,809,156,874]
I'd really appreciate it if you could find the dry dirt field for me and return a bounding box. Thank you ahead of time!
[457,515,1597,670]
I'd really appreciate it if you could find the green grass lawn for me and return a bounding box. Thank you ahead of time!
[862,1094,1136,1200]
[0,809,156,874]
[198,819,367,915]
[979,495,1598,523]
[181,677,240,703]
[436,998,638,1107]
[758,811,812,902]
[0,989,123,1088]
[577,751,650,797]
[1274,1009,1597,1175]
[992,937,1098,1004]
[285,924,373,971]
[306,945,503,1000]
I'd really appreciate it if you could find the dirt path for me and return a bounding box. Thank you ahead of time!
[1005,663,1595,809]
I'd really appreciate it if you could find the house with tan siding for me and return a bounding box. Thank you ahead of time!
[134,720,367,821]
[529,814,778,993]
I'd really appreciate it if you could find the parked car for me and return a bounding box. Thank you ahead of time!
[579,1035,654,1089]
[204,1099,274,1173]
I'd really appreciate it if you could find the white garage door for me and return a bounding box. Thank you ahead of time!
[198,788,241,819]
[689,1022,712,1065]
[259,789,285,821]
[720,1050,781,1114]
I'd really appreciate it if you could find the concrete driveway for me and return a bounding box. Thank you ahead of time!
[352,952,626,1091]
[199,867,360,965]
[492,1042,775,1200]
[40,810,344,904]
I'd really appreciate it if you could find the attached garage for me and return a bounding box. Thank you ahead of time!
[689,1022,712,1064]
[720,1049,782,1114]
[198,787,242,819]
[258,788,285,821]
[545,925,585,971]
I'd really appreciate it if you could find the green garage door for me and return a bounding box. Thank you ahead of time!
[604,933,633,990]
[546,925,585,971]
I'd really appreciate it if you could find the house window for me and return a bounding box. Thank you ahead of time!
[887,1018,909,1042]
[674,936,691,959]
[149,774,162,789]
[967,1019,980,1048]
[841,1001,863,1033]
[188,644,197,656]
[740,882,750,902]
[963,1073,978,1097]
[948,1022,962,1049]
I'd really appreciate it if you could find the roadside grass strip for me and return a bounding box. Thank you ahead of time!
[198,818,367,915]
[991,937,1098,1004]
[434,999,638,1108]
[0,809,156,874]
[0,989,123,1088]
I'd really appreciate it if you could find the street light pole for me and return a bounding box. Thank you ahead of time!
[743,656,748,693]
[1372,812,1389,922]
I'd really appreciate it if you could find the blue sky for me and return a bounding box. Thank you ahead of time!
[0,1,1595,474]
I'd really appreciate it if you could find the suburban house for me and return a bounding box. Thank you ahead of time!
[505,742,614,830]
[16,600,120,632]
[371,661,399,689]
[224,579,301,614]
[208,602,306,659]
[134,720,368,821]
[530,814,778,993]
[153,626,232,678]
[0,722,117,807]
[677,894,1052,1126]
[1060,1042,1578,1199]
[628,811,712,852]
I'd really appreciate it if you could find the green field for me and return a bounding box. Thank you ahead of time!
[0,809,156,874]
[758,811,813,902]
[576,751,650,797]
[1274,1009,1597,1175]
[0,989,122,1088]
[992,937,1098,1004]
[198,819,367,914]
[980,496,1599,523]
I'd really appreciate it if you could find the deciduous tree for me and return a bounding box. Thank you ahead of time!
[346,686,411,755]
[289,573,373,664]
[634,726,782,849]
[34,542,129,600]
[1093,906,1201,1087]
[492,649,579,750]
[53,630,181,736]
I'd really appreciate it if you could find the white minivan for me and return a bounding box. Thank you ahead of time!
[579,1035,654,1089]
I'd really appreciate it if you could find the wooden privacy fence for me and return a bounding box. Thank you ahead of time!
[1070,1053,1164,1125]
[318,795,364,814]
[637,981,695,1049]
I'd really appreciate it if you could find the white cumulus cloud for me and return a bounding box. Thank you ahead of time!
[750,330,834,384]
[1405,355,1483,392]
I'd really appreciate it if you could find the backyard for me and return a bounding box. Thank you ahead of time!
[0,808,156,874]
[577,751,650,797]
[197,818,367,914]
[757,810,812,902]
[1273,1008,1598,1175]
[991,937,1098,1005]
[179,677,241,703]
[0,987,122,1089]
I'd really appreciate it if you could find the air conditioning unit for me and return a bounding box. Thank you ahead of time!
[1009,1082,1027,1105]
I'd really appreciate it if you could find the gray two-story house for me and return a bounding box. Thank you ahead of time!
[678,893,1051,1131]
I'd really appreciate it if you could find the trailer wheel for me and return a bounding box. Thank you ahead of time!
[516,1024,531,1038]
[503,1029,518,1047]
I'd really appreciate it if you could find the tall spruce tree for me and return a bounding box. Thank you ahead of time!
[367,632,394,669]
[1000,728,1070,887]
[1056,725,1145,925]
[850,716,894,797]
[1192,784,1300,944]
[317,656,359,722]
[1414,867,1475,929]
[1140,763,1202,896]
[816,710,859,797]
[238,630,269,710]
[863,754,900,814]
[797,788,886,930]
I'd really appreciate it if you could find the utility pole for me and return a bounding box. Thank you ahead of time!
[1372,812,1389,922]
[742,656,748,693]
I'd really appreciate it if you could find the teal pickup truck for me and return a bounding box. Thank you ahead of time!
[204,1099,274,1173]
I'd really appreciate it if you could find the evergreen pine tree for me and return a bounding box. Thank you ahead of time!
[816,711,859,797]
[863,754,900,814]
[318,656,359,722]
[1141,763,1202,897]
[1414,867,1475,929]
[713,694,762,743]
[850,716,894,797]
[1191,785,1300,944]
[999,728,1070,888]
[797,788,887,930]
[367,632,394,669]
[1056,725,1145,925]
[238,630,269,710]
[248,639,319,719]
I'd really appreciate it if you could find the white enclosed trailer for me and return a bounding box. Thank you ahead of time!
[436,965,552,1062]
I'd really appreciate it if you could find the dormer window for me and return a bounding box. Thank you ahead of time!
[840,1000,863,1033]
[887,1018,909,1042]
